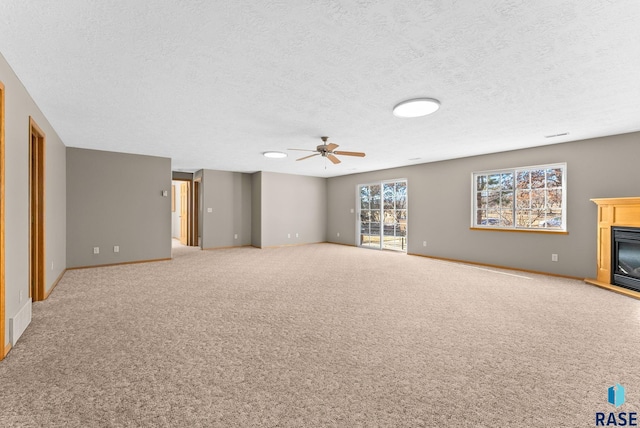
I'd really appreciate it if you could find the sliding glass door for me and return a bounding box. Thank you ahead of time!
[358,180,407,251]
[359,184,381,249]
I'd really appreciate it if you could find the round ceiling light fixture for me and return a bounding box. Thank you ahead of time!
[393,98,440,118]
[263,151,287,159]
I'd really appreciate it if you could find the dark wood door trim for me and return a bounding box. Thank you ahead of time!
[29,117,46,302]
[193,179,201,247]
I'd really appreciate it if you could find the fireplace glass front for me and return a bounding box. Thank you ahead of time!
[612,227,640,292]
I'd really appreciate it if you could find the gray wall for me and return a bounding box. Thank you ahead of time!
[199,169,252,249]
[251,172,262,247]
[1,52,67,343]
[172,171,193,181]
[328,131,640,278]
[66,148,171,268]
[259,172,327,247]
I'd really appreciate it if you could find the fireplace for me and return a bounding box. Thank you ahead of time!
[587,197,640,299]
[612,227,640,292]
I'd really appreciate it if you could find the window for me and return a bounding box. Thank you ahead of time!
[472,163,566,231]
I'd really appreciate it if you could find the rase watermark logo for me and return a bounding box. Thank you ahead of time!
[610,384,626,408]
[596,383,637,426]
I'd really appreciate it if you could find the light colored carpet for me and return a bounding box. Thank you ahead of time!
[1,243,639,427]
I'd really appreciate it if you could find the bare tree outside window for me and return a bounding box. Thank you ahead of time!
[473,164,566,231]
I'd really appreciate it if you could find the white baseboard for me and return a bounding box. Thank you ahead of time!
[9,299,32,346]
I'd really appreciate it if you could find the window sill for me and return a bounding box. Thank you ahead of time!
[469,227,568,235]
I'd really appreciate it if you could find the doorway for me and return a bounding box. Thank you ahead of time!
[29,117,46,301]
[358,179,407,252]
[179,182,189,244]
[171,176,199,247]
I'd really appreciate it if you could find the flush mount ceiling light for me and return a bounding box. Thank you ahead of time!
[393,98,440,118]
[263,151,287,158]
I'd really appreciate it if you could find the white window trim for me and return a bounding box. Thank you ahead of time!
[470,162,567,232]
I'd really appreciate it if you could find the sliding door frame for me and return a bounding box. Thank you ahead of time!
[356,178,408,252]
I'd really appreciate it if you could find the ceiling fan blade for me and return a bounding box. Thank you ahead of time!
[288,148,317,152]
[296,153,320,161]
[333,150,366,157]
[326,143,339,151]
[327,154,341,164]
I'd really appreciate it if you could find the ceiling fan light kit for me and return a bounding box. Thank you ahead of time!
[393,98,440,118]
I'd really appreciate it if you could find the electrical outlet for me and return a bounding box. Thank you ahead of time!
[350,208,354,213]
[287,233,291,239]
[51,262,54,270]
[114,246,120,253]
[423,241,427,247]
[296,233,299,238]
[337,232,340,237]
[234,234,238,239]
[552,253,558,262]
[19,291,23,302]
[93,247,100,254]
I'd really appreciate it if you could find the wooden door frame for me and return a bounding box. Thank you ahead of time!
[1,81,7,358]
[29,117,46,302]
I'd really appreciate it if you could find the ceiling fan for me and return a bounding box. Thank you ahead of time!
[289,136,366,164]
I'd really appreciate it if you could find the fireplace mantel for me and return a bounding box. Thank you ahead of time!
[585,197,640,299]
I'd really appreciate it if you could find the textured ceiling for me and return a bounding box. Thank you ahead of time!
[1,1,639,177]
